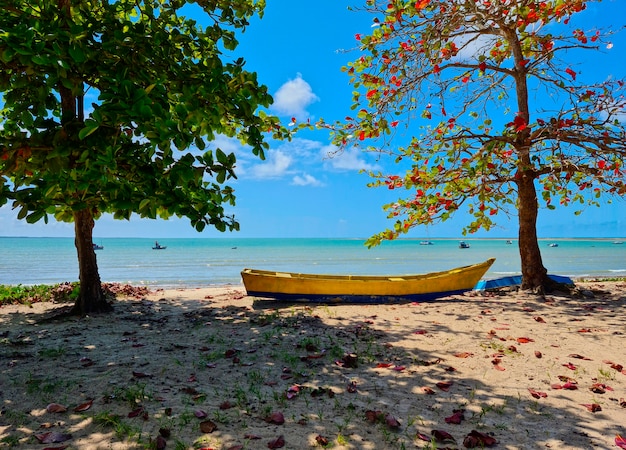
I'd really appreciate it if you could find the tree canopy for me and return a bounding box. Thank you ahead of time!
[329,0,626,290]
[0,0,288,313]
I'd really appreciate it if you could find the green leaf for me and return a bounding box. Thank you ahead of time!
[78,120,99,140]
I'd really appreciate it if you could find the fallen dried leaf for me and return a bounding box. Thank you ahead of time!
[516,337,534,343]
[463,430,497,447]
[132,371,152,379]
[385,413,401,429]
[200,420,218,433]
[267,435,285,449]
[73,399,93,412]
[534,351,542,358]
[568,353,592,360]
[265,411,285,425]
[436,381,453,391]
[581,403,602,412]
[315,435,329,446]
[454,352,474,358]
[528,388,547,399]
[616,435,626,449]
[431,429,455,443]
[34,432,72,444]
[155,435,166,450]
[445,409,465,424]
[534,316,546,323]
[46,403,67,414]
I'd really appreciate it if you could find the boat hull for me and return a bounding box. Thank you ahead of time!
[241,258,495,303]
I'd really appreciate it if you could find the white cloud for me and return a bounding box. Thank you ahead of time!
[321,145,381,172]
[292,173,324,187]
[272,74,319,120]
[249,150,293,179]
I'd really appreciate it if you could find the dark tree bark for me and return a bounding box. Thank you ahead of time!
[71,209,112,315]
[517,171,549,291]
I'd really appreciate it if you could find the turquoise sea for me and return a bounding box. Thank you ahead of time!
[0,237,624,288]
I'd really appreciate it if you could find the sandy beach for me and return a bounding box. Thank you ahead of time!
[1,281,625,449]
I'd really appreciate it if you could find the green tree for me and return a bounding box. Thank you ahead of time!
[0,0,286,314]
[331,0,626,291]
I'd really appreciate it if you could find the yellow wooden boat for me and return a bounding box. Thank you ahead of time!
[241,258,495,303]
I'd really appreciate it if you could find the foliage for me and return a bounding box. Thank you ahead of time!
[0,282,79,305]
[329,0,625,249]
[0,0,287,232]
[0,282,149,306]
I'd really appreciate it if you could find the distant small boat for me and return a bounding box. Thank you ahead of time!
[459,241,470,249]
[549,243,559,247]
[506,240,513,245]
[242,258,496,303]
[420,240,434,245]
[153,241,167,250]
[613,241,624,245]
[93,243,104,250]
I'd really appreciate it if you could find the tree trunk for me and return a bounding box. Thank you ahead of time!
[517,172,550,292]
[71,209,112,315]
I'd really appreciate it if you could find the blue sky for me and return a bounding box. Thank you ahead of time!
[1,1,624,239]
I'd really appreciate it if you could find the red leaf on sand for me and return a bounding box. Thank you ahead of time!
[432,429,455,443]
[535,351,542,358]
[616,435,626,449]
[315,435,329,446]
[265,411,285,425]
[463,430,497,447]
[445,409,465,424]
[568,354,592,360]
[528,388,547,399]
[491,358,505,371]
[267,435,285,449]
[436,381,453,391]
[35,432,72,444]
[416,432,431,441]
[590,383,612,394]
[563,362,577,370]
[244,434,262,440]
[132,371,152,379]
[376,363,393,368]
[393,365,406,371]
[194,409,208,418]
[42,446,68,450]
[534,316,546,323]
[365,410,382,423]
[385,414,401,428]
[128,407,144,418]
[73,399,93,412]
[347,381,357,393]
[454,352,474,358]
[155,435,166,450]
[200,420,218,433]
[516,337,534,343]
[414,329,428,335]
[581,403,602,412]
[46,403,67,413]
[423,387,436,395]
[562,381,578,390]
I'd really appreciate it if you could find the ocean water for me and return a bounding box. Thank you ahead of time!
[0,237,624,288]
